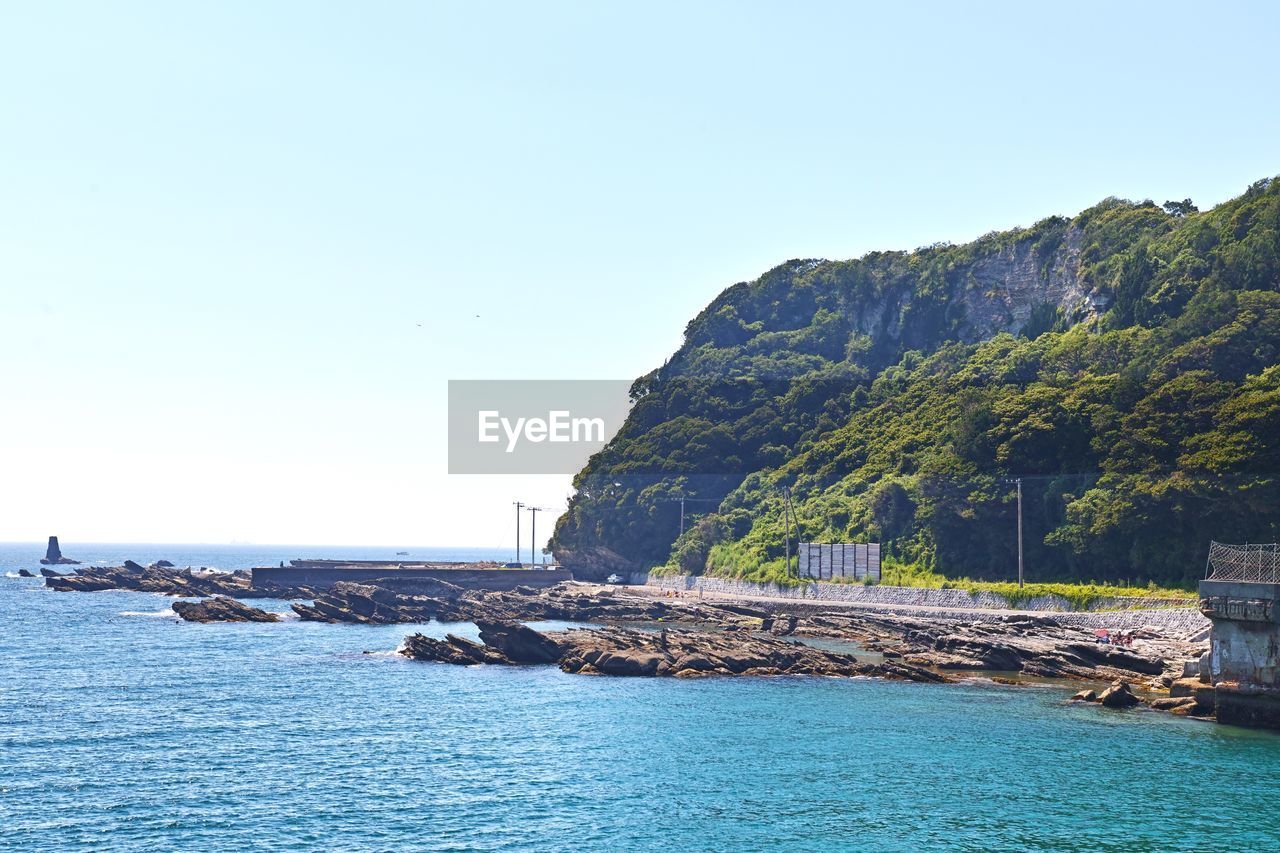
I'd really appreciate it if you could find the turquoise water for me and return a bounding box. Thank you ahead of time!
[4,543,1280,851]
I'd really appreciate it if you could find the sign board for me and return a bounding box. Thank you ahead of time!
[797,542,880,581]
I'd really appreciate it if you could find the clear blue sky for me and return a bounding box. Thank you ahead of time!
[2,1,1277,547]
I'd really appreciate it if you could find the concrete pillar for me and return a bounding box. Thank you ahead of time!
[1199,579,1280,729]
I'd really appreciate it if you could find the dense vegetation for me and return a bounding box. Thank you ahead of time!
[550,179,1280,587]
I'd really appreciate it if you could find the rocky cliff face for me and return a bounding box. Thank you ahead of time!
[950,227,1104,341]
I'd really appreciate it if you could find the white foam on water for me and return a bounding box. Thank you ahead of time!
[119,608,178,618]
[4,572,20,578]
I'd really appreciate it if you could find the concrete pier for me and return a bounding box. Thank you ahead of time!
[1198,579,1280,729]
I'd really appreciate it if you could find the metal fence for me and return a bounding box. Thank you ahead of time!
[798,542,880,581]
[1205,541,1280,582]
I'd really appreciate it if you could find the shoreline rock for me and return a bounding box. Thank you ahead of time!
[44,565,316,599]
[292,580,763,627]
[173,597,280,623]
[294,581,1190,688]
[1098,680,1140,708]
[402,619,950,682]
[43,569,1214,715]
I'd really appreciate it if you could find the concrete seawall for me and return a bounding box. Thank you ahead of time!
[632,573,1207,633]
[252,565,571,591]
[633,573,1196,612]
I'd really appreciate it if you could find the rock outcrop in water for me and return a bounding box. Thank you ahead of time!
[292,580,764,627]
[1151,677,1217,717]
[44,564,315,599]
[1097,680,1140,708]
[401,619,949,682]
[40,536,80,565]
[173,597,280,623]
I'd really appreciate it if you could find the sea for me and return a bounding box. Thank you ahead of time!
[3,543,1280,851]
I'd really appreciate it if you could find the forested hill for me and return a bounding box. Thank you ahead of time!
[549,178,1280,586]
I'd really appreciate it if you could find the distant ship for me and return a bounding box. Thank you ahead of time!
[395,551,409,556]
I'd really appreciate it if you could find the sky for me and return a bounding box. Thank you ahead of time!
[2,1,1278,550]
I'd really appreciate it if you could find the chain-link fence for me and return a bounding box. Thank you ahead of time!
[1206,541,1280,582]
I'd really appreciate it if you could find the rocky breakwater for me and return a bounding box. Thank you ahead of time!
[172,597,280,623]
[402,619,948,682]
[44,562,316,599]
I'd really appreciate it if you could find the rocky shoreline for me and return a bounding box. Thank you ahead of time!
[402,619,948,681]
[36,566,1211,718]
[172,596,282,623]
[41,562,316,599]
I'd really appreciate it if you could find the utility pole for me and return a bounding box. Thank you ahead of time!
[513,501,524,565]
[782,486,795,579]
[527,506,546,567]
[1015,477,1024,588]
[784,492,791,579]
[788,490,798,580]
[669,493,717,539]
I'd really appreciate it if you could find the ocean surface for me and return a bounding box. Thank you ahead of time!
[3,542,1280,851]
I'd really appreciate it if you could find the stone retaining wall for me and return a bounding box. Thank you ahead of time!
[632,573,1196,613]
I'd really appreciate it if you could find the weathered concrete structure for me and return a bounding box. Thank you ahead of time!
[251,562,570,592]
[1198,579,1280,730]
